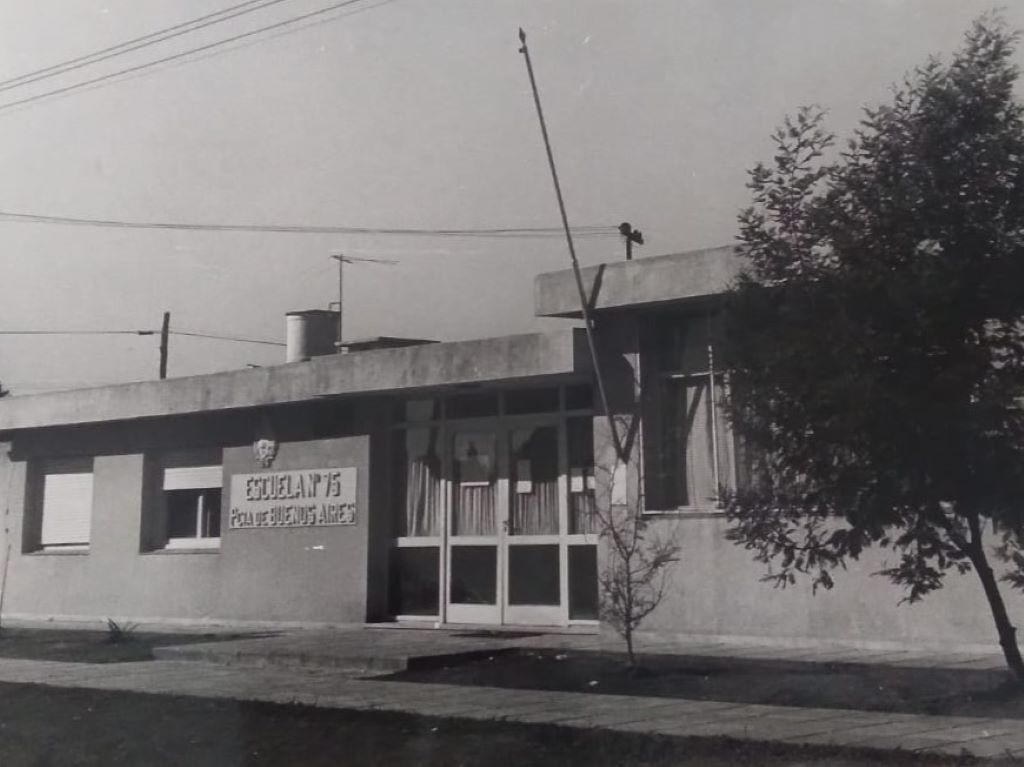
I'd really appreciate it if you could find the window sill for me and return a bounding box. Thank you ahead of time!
[29,546,90,556]
[150,538,221,554]
[642,506,725,519]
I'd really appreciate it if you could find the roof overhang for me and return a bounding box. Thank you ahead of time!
[534,245,746,318]
[0,329,589,433]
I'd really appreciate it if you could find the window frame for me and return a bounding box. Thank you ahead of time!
[163,484,222,550]
[641,313,736,516]
[29,456,95,553]
[388,382,597,622]
[149,453,224,553]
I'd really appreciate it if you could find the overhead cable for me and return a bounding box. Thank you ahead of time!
[0,328,284,346]
[169,330,285,346]
[0,209,617,239]
[0,329,153,336]
[0,0,295,95]
[0,0,387,114]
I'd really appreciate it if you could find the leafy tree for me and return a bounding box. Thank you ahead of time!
[722,16,1024,681]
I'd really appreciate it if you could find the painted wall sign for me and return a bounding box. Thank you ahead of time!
[229,467,357,529]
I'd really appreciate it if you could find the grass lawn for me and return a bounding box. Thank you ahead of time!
[0,627,265,663]
[0,681,1015,766]
[383,648,1024,719]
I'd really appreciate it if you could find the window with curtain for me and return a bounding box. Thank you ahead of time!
[509,425,559,535]
[394,427,441,537]
[567,417,597,534]
[452,432,496,536]
[642,313,734,511]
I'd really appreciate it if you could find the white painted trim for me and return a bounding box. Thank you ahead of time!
[164,537,220,550]
[163,465,221,490]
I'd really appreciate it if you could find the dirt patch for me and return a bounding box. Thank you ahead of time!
[380,648,1024,719]
[0,681,1007,766]
[0,627,268,664]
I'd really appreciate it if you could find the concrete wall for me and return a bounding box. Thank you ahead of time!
[583,305,1024,652]
[0,427,377,627]
[638,514,1024,652]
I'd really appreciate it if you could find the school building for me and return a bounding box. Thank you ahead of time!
[0,246,1018,651]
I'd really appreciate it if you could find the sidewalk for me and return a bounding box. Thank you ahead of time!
[0,655,1022,760]
[152,624,1010,673]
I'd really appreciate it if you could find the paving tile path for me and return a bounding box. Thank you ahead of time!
[153,625,1010,672]
[0,657,1022,760]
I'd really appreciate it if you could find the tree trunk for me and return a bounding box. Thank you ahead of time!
[969,543,1024,682]
[624,585,636,668]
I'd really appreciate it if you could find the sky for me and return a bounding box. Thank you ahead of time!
[0,0,1022,393]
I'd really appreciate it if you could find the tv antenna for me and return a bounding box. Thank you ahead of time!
[329,254,398,352]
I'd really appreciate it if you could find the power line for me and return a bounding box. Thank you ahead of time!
[0,0,295,96]
[0,209,617,239]
[169,330,285,347]
[0,329,153,336]
[0,328,284,346]
[0,0,386,114]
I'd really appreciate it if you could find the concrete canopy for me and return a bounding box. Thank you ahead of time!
[534,246,746,318]
[0,329,590,432]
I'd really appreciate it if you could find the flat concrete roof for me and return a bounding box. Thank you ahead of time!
[534,245,746,318]
[0,329,589,432]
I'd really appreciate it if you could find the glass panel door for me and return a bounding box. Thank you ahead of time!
[504,423,565,625]
[446,428,503,624]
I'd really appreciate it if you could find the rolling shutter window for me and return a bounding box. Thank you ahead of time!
[163,465,221,491]
[40,464,94,547]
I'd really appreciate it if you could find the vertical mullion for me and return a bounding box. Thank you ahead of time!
[497,424,508,625]
[440,420,450,624]
[557,411,570,625]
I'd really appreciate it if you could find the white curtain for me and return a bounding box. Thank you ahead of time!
[453,432,496,536]
[671,377,730,508]
[569,490,597,534]
[454,485,496,535]
[402,429,441,536]
[509,426,559,535]
[512,482,559,535]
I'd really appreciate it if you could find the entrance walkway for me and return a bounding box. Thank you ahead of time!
[0,656,1021,759]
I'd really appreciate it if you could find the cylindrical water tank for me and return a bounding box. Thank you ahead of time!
[285,310,339,362]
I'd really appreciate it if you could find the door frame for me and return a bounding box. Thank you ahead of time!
[443,414,568,626]
[502,418,567,626]
[444,420,506,625]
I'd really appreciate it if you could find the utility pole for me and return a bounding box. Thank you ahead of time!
[159,311,170,379]
[329,254,398,353]
[618,222,643,261]
[518,28,623,459]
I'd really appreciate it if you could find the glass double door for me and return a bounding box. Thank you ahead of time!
[446,420,565,625]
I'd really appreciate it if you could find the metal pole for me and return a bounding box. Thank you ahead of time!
[159,311,170,379]
[518,29,623,460]
[331,254,344,353]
